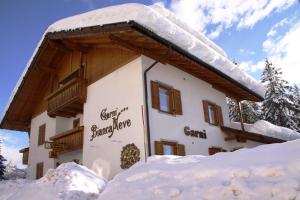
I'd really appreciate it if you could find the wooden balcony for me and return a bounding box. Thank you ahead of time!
[49,126,84,155]
[19,147,29,165]
[47,78,87,118]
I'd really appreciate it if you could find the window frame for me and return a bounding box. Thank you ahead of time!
[73,118,80,128]
[158,84,173,114]
[207,102,218,125]
[161,140,178,155]
[151,81,183,116]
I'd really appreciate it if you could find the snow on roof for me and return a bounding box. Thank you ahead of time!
[230,120,300,141]
[1,3,266,123]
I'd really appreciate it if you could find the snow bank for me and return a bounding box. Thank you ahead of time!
[0,179,29,200]
[99,140,300,200]
[230,120,300,141]
[3,162,106,200]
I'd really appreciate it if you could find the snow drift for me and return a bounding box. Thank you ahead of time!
[1,162,106,200]
[99,139,300,200]
[230,120,300,141]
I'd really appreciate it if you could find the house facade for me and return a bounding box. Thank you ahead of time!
[1,4,284,180]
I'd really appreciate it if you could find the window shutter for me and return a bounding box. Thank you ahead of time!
[173,89,182,115]
[151,81,160,109]
[213,105,219,125]
[202,100,209,122]
[216,105,223,127]
[177,144,185,156]
[36,162,44,179]
[38,124,46,146]
[154,141,163,155]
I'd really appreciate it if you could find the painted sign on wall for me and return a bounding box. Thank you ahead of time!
[90,107,131,141]
[184,126,207,139]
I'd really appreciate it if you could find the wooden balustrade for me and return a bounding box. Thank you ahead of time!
[19,147,29,165]
[47,78,87,118]
[49,126,84,155]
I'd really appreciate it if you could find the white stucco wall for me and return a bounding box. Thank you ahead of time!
[83,57,146,180]
[142,56,263,155]
[28,112,56,179]
[28,112,83,179]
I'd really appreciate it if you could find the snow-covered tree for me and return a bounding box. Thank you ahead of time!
[290,85,300,131]
[261,59,298,130]
[4,161,27,180]
[0,155,6,180]
[227,98,261,124]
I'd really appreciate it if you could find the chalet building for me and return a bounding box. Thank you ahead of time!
[0,4,285,180]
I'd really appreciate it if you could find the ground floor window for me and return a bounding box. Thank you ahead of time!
[208,147,227,155]
[36,162,44,179]
[155,140,185,156]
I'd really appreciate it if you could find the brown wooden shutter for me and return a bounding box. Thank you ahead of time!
[36,162,44,179]
[202,100,209,122]
[38,124,46,146]
[213,105,219,125]
[173,89,182,115]
[216,105,223,127]
[154,141,163,155]
[177,144,185,156]
[151,81,160,109]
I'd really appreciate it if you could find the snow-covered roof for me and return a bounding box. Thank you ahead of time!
[1,3,266,123]
[230,120,300,141]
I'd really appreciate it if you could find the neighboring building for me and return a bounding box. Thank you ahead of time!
[0,4,285,180]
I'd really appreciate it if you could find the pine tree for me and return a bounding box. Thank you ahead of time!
[261,59,298,130]
[227,98,261,124]
[291,85,300,131]
[0,155,6,180]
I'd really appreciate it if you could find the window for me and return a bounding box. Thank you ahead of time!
[73,118,80,128]
[151,81,182,115]
[36,162,44,179]
[38,124,46,146]
[202,100,223,126]
[208,147,227,155]
[155,141,185,156]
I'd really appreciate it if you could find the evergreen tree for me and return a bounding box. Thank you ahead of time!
[261,59,298,130]
[227,98,261,124]
[291,85,300,131]
[0,155,6,180]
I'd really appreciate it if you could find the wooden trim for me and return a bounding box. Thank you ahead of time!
[19,147,29,153]
[50,126,83,140]
[208,147,227,155]
[221,126,286,144]
[151,81,160,109]
[235,100,245,132]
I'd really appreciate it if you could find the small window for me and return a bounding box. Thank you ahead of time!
[73,118,80,128]
[208,103,216,124]
[155,141,185,156]
[159,87,170,112]
[36,162,44,179]
[208,147,227,155]
[38,124,46,146]
[203,100,223,126]
[151,81,182,115]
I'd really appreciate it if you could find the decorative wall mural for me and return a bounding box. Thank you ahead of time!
[120,143,140,169]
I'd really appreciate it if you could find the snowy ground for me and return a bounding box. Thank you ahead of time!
[1,140,300,200]
[0,163,106,200]
[99,140,300,200]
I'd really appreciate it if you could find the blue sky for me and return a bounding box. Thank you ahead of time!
[0,0,299,167]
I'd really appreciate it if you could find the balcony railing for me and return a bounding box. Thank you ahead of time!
[19,147,29,165]
[47,78,87,118]
[49,126,84,156]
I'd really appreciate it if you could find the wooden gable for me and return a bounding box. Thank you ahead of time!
[1,22,263,131]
